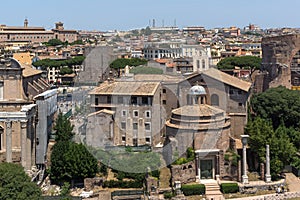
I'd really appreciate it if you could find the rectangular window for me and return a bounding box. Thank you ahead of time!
[122,136,126,142]
[142,97,148,105]
[107,96,111,103]
[146,137,151,143]
[239,103,243,107]
[131,96,137,105]
[162,100,166,105]
[145,111,151,118]
[95,97,99,105]
[145,122,151,131]
[122,110,127,117]
[121,122,126,130]
[133,123,138,130]
[163,89,166,93]
[229,89,234,95]
[133,110,139,117]
[133,138,138,146]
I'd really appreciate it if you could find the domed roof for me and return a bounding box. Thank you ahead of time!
[189,84,206,95]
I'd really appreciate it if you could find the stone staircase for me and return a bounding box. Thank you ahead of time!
[204,182,224,200]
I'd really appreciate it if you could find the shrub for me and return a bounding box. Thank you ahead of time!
[220,183,239,194]
[181,184,205,196]
[151,170,160,179]
[164,191,175,199]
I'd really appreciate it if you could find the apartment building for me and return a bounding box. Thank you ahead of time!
[87,81,165,147]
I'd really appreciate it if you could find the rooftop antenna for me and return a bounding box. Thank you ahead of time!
[162,19,164,27]
[153,19,155,28]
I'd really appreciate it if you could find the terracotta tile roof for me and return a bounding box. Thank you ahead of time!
[166,62,176,68]
[202,68,252,92]
[89,81,160,96]
[155,58,171,64]
[22,64,42,77]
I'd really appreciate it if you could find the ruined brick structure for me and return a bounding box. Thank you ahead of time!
[256,34,300,92]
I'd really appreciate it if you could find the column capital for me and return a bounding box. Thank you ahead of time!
[5,121,12,129]
[20,120,28,129]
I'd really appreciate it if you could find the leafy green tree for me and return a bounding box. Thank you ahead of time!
[110,58,148,77]
[246,118,298,177]
[46,39,64,46]
[140,26,152,36]
[217,56,262,75]
[0,163,41,200]
[246,117,274,162]
[54,112,74,142]
[32,56,85,70]
[250,86,300,129]
[70,39,84,45]
[60,66,73,75]
[50,141,98,183]
[60,182,70,196]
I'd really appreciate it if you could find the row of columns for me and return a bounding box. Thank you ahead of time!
[4,119,34,170]
[241,135,271,184]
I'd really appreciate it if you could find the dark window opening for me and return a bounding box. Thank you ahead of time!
[142,97,148,105]
[131,96,137,105]
[133,123,138,130]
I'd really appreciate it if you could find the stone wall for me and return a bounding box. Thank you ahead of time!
[98,190,111,200]
[171,161,196,184]
[260,34,300,91]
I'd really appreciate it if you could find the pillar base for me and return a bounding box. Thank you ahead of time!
[242,175,249,184]
[265,174,271,183]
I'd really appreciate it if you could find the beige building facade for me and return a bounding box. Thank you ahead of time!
[0,19,78,44]
[88,81,165,147]
[0,58,52,172]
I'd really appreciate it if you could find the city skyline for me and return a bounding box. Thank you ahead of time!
[1,0,300,31]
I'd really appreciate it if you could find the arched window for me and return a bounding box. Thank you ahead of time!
[211,94,219,106]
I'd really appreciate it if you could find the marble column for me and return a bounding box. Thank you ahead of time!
[21,120,27,169]
[31,117,36,166]
[195,154,199,177]
[265,144,272,182]
[241,135,249,184]
[5,121,12,163]
[26,118,32,169]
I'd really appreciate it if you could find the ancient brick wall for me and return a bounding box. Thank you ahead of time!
[261,34,300,90]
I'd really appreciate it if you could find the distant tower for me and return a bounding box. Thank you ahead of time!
[55,22,64,30]
[152,19,155,28]
[162,19,164,27]
[24,18,28,28]
[174,19,177,27]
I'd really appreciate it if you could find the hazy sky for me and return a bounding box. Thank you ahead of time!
[1,0,299,31]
